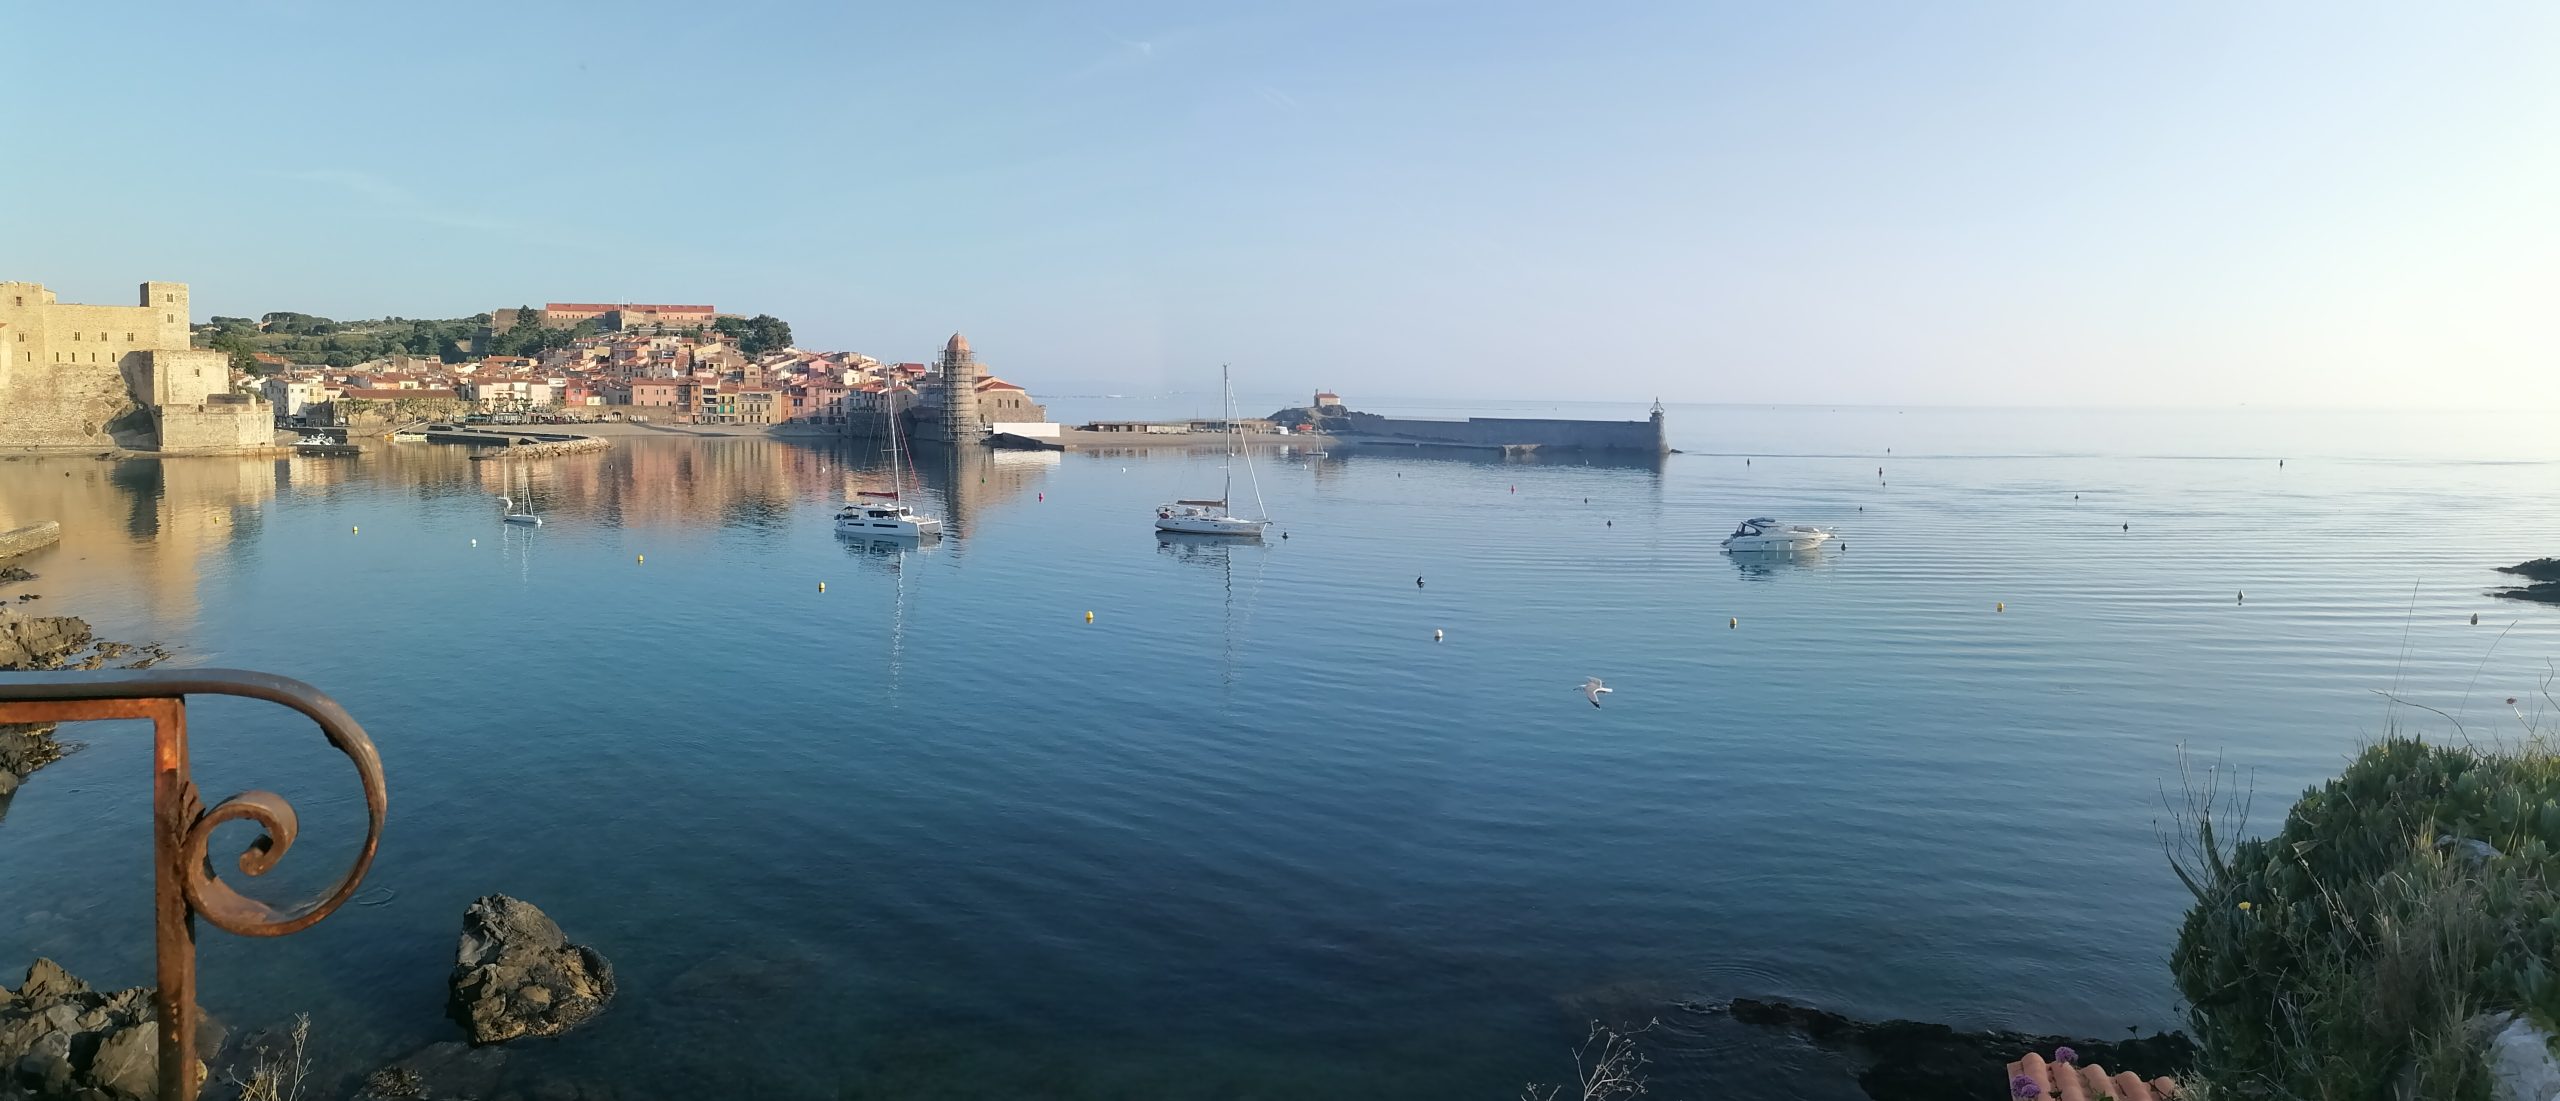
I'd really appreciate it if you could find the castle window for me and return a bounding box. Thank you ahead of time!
[71,331,80,341]
[126,333,135,341]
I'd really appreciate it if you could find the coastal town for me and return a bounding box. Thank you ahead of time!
[250,301,1055,436]
[3,283,1668,457]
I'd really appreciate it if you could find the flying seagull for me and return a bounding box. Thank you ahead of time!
[1580,677,1613,708]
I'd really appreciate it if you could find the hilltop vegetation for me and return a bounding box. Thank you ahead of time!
[192,308,797,373]
[195,312,489,372]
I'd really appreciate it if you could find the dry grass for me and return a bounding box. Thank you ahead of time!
[1521,1020,1653,1101]
[230,1013,312,1101]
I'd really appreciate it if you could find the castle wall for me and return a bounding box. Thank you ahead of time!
[0,281,190,450]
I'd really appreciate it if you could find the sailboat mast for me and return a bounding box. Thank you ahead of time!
[1222,364,1234,507]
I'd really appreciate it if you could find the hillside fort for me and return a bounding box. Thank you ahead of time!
[0,280,270,452]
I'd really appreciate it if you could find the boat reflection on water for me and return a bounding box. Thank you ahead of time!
[1725,544,1838,580]
[1153,529,1271,567]
[837,532,941,571]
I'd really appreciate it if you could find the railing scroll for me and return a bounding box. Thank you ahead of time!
[0,669,387,1101]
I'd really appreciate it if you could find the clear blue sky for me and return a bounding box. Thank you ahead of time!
[7,2,2554,407]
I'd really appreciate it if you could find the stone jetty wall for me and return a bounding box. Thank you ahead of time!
[468,437,610,462]
[0,521,63,560]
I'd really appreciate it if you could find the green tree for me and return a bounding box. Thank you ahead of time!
[210,329,263,376]
[738,314,793,356]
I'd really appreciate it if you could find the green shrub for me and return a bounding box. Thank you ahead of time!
[2168,737,2560,1099]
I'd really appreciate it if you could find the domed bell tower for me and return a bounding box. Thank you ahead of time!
[939,333,983,441]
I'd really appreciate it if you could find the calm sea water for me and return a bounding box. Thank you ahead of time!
[4,404,2558,1098]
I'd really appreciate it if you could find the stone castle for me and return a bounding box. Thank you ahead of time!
[0,280,271,452]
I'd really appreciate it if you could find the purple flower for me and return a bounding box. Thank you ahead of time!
[2011,1073,2043,1099]
[2053,1045,2078,1064]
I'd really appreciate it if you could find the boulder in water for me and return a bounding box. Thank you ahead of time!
[448,895,615,1045]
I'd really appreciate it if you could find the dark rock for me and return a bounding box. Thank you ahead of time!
[0,958,203,1101]
[87,1020,156,1101]
[0,724,72,797]
[2499,558,2560,583]
[0,611,92,671]
[448,896,615,1045]
[355,1041,508,1101]
[2494,559,2560,603]
[1714,997,2193,1101]
[0,566,33,586]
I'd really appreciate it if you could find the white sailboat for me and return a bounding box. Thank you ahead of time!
[499,468,543,526]
[837,382,943,539]
[1155,366,1270,537]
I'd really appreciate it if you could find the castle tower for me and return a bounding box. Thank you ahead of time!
[938,332,982,441]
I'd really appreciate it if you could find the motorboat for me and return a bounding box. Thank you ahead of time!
[836,497,942,539]
[1720,517,1832,551]
[294,433,360,457]
[1154,366,1271,538]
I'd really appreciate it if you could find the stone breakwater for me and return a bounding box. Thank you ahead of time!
[468,437,611,462]
[0,522,62,561]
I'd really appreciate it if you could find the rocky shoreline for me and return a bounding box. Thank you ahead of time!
[0,603,173,808]
[2494,558,2560,604]
[1696,997,2193,1101]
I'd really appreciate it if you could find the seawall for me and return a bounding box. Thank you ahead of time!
[0,521,63,561]
[1325,413,1665,453]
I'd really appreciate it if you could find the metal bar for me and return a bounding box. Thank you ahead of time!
[0,668,386,1101]
[149,698,196,1101]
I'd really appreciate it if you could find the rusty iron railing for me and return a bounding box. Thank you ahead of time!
[0,669,386,1101]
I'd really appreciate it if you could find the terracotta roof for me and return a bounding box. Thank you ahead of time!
[342,388,459,400]
[945,332,969,354]
[976,377,1026,392]
[2006,1053,2178,1100]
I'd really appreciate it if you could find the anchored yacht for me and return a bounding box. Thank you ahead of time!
[1720,517,1832,552]
[1154,366,1271,538]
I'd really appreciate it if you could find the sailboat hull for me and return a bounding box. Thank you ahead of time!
[503,514,542,526]
[836,510,941,538]
[1154,515,1267,536]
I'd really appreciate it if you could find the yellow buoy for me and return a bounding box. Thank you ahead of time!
[1996,602,2004,612]
[1729,617,1738,629]
[818,582,826,592]
[1434,629,1444,641]
[352,526,359,533]
[636,554,644,564]
[1085,610,1095,623]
